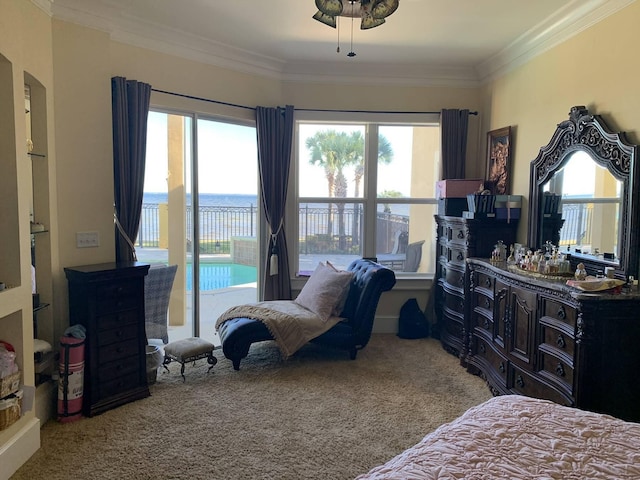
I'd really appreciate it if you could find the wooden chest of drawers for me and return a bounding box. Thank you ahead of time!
[65,262,150,417]
[434,215,518,359]
[466,258,640,422]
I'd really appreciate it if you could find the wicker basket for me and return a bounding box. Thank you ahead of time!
[0,390,22,431]
[0,371,20,398]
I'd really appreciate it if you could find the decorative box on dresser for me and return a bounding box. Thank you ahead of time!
[465,258,640,422]
[434,215,518,359]
[64,262,151,417]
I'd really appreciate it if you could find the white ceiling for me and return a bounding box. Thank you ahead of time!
[40,0,633,86]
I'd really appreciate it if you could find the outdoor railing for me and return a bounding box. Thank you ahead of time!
[558,199,620,250]
[136,203,408,254]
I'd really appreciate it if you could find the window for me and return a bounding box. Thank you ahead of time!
[295,113,440,274]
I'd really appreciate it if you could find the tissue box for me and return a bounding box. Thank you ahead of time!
[495,208,521,221]
[495,195,522,221]
[437,198,468,217]
[467,194,496,214]
[495,194,523,208]
[435,179,485,199]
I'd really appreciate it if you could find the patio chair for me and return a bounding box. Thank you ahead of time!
[144,264,178,344]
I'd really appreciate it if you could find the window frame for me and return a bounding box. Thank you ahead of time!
[290,110,440,276]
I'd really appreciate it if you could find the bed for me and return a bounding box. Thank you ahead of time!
[357,395,640,479]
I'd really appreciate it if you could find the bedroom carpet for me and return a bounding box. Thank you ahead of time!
[12,335,492,480]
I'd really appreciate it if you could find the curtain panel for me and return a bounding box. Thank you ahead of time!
[111,77,151,262]
[440,109,469,180]
[256,105,295,301]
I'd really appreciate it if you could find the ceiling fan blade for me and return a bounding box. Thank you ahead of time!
[370,0,399,19]
[315,0,343,16]
[313,11,338,28]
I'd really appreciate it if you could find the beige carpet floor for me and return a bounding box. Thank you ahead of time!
[12,335,492,480]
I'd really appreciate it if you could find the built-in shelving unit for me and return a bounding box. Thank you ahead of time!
[25,74,56,425]
[0,51,40,480]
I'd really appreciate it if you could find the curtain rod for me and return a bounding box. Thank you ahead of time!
[151,88,478,116]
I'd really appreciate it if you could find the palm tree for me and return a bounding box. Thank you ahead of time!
[306,131,353,239]
[306,129,394,251]
[350,133,393,245]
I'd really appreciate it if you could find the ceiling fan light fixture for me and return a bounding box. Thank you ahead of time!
[313,0,400,57]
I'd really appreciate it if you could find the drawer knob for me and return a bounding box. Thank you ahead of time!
[457,252,464,261]
[556,363,566,377]
[442,267,447,277]
[516,375,525,388]
[556,334,566,349]
[499,362,505,373]
[484,278,491,288]
[116,347,123,353]
[557,306,567,320]
[479,343,486,354]
[483,318,489,329]
[484,298,490,309]
[457,230,464,239]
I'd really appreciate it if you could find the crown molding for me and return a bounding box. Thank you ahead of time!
[31,0,53,16]
[49,0,287,80]
[45,0,632,87]
[476,0,636,83]
[281,62,480,88]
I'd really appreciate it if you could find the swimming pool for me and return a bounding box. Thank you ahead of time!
[185,263,257,291]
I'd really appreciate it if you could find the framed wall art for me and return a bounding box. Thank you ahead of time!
[485,126,512,195]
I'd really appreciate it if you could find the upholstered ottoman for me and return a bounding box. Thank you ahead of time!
[163,337,217,381]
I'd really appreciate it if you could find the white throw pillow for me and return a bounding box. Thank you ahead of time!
[295,262,354,322]
[326,261,352,316]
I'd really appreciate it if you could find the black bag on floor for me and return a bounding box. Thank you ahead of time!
[397,298,430,339]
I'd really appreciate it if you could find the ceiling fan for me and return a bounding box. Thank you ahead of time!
[312,0,400,30]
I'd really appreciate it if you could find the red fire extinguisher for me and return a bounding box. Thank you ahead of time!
[58,335,85,422]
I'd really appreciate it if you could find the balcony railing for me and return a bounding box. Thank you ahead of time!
[136,203,408,255]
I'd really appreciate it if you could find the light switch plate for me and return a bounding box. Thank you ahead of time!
[76,231,100,248]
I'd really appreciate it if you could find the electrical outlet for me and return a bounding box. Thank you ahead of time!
[76,231,100,248]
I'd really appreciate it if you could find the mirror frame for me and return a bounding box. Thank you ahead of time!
[528,106,640,280]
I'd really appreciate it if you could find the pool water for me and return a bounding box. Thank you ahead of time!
[185,263,257,291]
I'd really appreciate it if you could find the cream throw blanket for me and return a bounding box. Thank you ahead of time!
[215,301,344,358]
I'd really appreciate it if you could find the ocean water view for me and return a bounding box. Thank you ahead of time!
[143,192,258,207]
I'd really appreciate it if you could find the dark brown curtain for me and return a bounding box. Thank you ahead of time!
[256,105,294,300]
[440,109,469,179]
[111,77,151,262]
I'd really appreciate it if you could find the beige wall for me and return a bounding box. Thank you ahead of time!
[481,1,640,244]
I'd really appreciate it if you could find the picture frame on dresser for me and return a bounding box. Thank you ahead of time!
[485,126,512,195]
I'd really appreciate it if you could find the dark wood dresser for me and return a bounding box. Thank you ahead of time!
[65,262,150,416]
[465,258,640,422]
[434,215,518,359]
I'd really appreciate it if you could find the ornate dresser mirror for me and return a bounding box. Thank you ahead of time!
[528,106,640,279]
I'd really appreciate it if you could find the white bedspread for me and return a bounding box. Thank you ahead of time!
[357,395,640,480]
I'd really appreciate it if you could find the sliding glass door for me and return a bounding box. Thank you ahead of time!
[138,111,258,346]
[193,118,258,343]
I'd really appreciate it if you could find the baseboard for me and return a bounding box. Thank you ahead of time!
[0,417,40,480]
[372,315,398,334]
